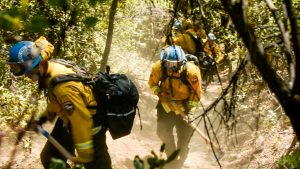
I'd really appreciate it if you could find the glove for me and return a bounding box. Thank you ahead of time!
[208,57,215,65]
[158,92,170,102]
[37,116,48,126]
[186,113,194,123]
[28,116,48,132]
[203,60,209,66]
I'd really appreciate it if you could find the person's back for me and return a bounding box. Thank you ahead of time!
[6,37,112,169]
[173,19,207,58]
[173,30,197,56]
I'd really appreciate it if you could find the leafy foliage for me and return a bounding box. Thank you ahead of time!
[49,158,67,169]
[134,144,179,169]
[279,151,300,169]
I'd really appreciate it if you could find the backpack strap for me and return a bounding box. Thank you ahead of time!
[180,64,189,85]
[50,74,89,89]
[50,59,91,77]
[160,61,167,86]
[160,62,189,83]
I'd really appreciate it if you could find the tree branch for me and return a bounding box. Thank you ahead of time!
[265,0,294,88]
[284,0,300,94]
[221,0,290,106]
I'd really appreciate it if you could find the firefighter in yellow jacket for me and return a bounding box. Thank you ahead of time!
[173,18,207,57]
[203,33,223,64]
[6,37,111,169]
[148,45,201,168]
[202,33,224,89]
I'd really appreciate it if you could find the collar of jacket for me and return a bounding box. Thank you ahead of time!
[44,61,75,89]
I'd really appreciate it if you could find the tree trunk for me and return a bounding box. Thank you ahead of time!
[100,0,118,72]
[221,0,300,139]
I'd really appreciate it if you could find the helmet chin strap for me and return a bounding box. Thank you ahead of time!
[20,55,43,75]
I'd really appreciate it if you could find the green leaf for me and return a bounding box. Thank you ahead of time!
[48,0,68,8]
[49,158,66,169]
[0,8,24,30]
[166,149,180,163]
[147,157,156,167]
[89,0,98,6]
[133,156,144,169]
[26,16,49,32]
[98,0,108,3]
[89,0,108,5]
[83,17,98,27]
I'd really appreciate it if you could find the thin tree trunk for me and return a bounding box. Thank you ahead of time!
[100,0,118,72]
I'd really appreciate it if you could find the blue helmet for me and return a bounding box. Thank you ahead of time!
[160,45,186,71]
[7,41,42,76]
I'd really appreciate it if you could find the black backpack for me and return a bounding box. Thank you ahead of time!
[49,59,140,140]
[185,32,216,70]
[185,31,205,57]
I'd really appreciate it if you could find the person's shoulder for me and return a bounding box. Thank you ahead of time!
[186,62,200,73]
[185,29,196,34]
[152,60,162,70]
[52,80,84,98]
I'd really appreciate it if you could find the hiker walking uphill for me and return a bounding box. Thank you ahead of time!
[6,36,112,169]
[173,18,207,58]
[148,45,202,169]
[202,33,224,89]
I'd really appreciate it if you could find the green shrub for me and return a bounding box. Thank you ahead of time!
[279,151,300,169]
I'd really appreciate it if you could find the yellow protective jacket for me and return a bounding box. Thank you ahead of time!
[193,28,207,41]
[148,61,202,114]
[44,61,98,163]
[174,30,196,55]
[203,41,223,63]
[174,28,207,55]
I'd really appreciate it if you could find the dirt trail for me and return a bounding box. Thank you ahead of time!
[0,82,221,169]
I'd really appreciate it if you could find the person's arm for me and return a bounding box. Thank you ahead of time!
[213,45,224,63]
[54,83,94,163]
[185,63,202,111]
[148,61,163,96]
